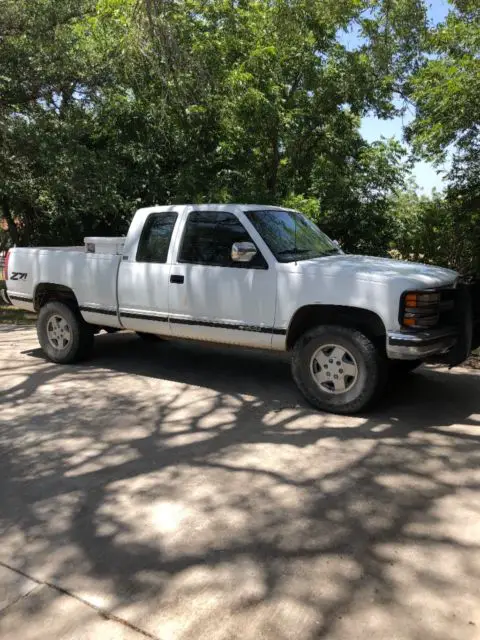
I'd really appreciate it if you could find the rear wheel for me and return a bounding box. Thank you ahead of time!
[292,325,387,414]
[37,301,94,364]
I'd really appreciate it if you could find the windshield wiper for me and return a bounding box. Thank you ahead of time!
[320,248,340,255]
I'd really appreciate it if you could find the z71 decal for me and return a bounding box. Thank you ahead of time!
[11,272,28,281]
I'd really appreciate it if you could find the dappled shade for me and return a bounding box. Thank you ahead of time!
[1,328,479,639]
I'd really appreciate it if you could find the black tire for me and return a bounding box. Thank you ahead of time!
[136,331,163,342]
[292,325,387,414]
[37,301,94,364]
[389,360,423,376]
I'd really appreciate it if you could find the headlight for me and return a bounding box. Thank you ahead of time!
[400,290,441,329]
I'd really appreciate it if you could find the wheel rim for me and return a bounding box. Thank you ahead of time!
[46,314,72,351]
[310,343,359,395]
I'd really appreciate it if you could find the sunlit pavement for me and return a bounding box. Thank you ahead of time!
[1,326,480,640]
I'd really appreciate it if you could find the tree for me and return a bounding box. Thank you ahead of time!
[407,0,479,159]
[0,0,427,250]
[0,0,121,244]
[406,0,480,273]
[137,0,422,257]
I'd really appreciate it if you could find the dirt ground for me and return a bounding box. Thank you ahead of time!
[1,326,480,640]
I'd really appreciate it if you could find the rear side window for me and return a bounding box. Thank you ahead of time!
[136,212,178,263]
[179,211,267,268]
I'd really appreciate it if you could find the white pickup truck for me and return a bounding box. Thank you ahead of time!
[5,204,476,414]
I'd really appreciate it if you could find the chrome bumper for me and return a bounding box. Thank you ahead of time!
[387,327,458,360]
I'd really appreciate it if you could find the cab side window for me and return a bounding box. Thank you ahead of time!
[136,212,178,263]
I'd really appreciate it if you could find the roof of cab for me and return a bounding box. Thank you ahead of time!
[136,203,290,215]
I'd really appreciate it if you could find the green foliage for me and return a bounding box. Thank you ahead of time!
[309,137,410,255]
[281,195,321,223]
[407,3,479,158]
[390,188,479,275]
[0,0,477,274]
[405,0,480,274]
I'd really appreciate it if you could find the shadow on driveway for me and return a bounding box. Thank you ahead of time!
[1,331,479,639]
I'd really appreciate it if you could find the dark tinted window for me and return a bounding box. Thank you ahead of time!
[136,212,178,263]
[179,211,266,268]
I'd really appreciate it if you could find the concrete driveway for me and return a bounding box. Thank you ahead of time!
[1,326,480,640]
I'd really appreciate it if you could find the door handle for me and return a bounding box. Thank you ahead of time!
[170,274,184,284]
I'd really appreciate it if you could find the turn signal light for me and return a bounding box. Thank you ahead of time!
[401,290,441,329]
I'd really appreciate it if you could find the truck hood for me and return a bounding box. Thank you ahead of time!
[291,254,458,288]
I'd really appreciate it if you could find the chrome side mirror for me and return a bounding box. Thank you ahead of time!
[332,239,344,253]
[231,241,257,263]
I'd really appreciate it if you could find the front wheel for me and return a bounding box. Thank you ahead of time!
[37,301,94,364]
[292,325,387,414]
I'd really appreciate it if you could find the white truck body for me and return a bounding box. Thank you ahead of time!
[6,204,459,352]
[6,203,474,413]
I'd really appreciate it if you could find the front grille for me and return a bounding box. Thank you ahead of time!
[438,288,456,326]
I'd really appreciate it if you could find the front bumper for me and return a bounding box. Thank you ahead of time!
[387,327,458,360]
[388,281,476,365]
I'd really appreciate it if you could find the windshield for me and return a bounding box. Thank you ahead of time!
[245,209,339,263]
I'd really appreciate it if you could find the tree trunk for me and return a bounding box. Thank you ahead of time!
[1,199,19,245]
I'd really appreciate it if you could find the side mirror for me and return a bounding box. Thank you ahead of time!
[332,239,344,253]
[231,241,257,263]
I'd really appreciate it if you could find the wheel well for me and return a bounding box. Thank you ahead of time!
[34,283,79,312]
[286,305,386,350]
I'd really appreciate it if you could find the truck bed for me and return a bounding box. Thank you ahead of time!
[6,247,122,329]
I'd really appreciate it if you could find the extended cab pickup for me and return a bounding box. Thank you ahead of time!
[5,204,477,414]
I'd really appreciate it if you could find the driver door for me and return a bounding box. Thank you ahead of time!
[168,210,277,347]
